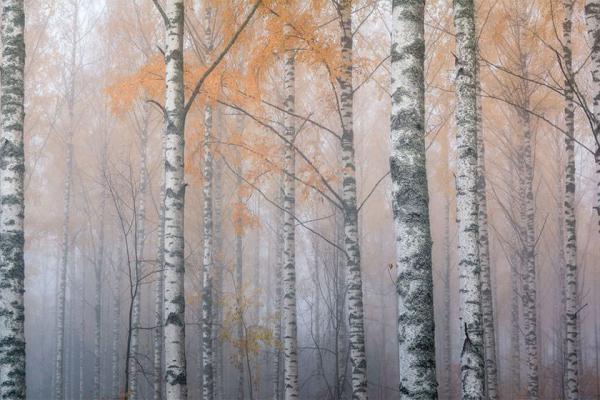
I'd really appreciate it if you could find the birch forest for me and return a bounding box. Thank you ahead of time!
[4,0,600,399]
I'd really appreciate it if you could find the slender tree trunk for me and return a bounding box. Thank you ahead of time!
[390,1,437,398]
[562,1,579,397]
[235,169,245,400]
[453,0,485,397]
[162,1,187,398]
[213,110,225,400]
[0,1,26,398]
[154,115,167,400]
[584,0,600,234]
[272,182,284,400]
[338,2,368,397]
[519,105,538,400]
[476,71,498,400]
[55,4,78,398]
[201,101,215,400]
[282,28,299,399]
[201,7,216,399]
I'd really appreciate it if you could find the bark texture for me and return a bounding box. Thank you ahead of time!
[162,1,188,398]
[338,2,368,397]
[453,0,485,397]
[201,102,215,400]
[0,1,26,398]
[390,1,437,398]
[562,1,579,398]
[282,28,299,399]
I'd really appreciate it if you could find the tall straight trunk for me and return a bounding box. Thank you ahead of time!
[55,4,78,398]
[162,1,187,398]
[154,115,167,400]
[562,1,579,397]
[453,0,485,398]
[390,1,437,398]
[128,104,150,400]
[519,105,538,400]
[272,182,284,400]
[111,277,122,399]
[213,111,224,400]
[201,102,215,400]
[476,73,498,399]
[282,28,299,400]
[0,1,26,398]
[338,2,368,397]
[235,170,245,400]
[585,0,600,234]
[201,7,215,399]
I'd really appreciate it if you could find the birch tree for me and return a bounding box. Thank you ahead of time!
[161,1,188,398]
[0,1,26,398]
[562,0,578,397]
[390,0,437,397]
[337,1,368,396]
[201,71,215,400]
[282,24,299,399]
[453,0,485,397]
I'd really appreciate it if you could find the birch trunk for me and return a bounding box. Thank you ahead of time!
[272,183,284,400]
[476,73,498,400]
[453,0,485,397]
[55,4,78,397]
[338,2,368,397]
[201,101,215,400]
[282,29,299,399]
[0,3,26,398]
[235,169,245,400]
[162,1,187,398]
[390,1,437,397]
[585,0,600,235]
[154,119,167,400]
[213,111,224,400]
[562,1,579,397]
[519,105,538,400]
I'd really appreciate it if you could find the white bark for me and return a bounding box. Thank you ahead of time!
[453,0,485,398]
[562,1,578,397]
[201,102,215,400]
[390,1,437,397]
[282,26,299,400]
[0,2,26,398]
[162,1,187,398]
[338,2,368,397]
